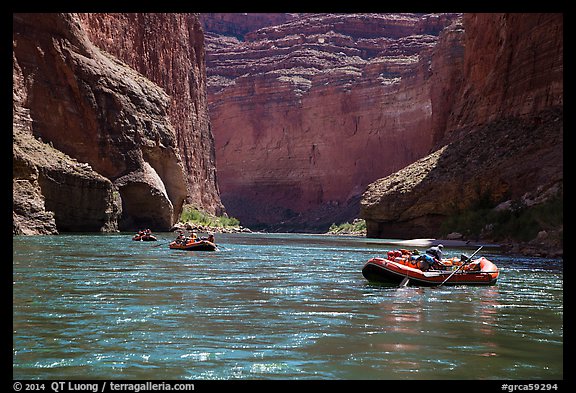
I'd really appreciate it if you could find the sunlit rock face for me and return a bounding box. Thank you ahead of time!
[78,13,224,216]
[202,13,462,231]
[13,13,190,233]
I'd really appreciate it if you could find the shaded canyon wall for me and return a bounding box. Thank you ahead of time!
[445,13,563,133]
[78,13,224,215]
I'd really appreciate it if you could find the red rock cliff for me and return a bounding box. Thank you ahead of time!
[79,13,224,215]
[361,13,563,255]
[13,13,191,233]
[203,13,461,231]
[445,13,563,134]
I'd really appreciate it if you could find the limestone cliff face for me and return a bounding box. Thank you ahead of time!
[78,13,224,215]
[202,13,461,231]
[13,13,189,233]
[360,13,563,255]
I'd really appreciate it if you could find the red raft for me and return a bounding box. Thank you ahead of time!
[362,252,499,286]
[169,239,217,251]
[132,233,157,241]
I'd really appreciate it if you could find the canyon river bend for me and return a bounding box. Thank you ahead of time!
[13,233,562,380]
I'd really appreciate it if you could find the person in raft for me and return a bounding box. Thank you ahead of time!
[175,230,190,244]
[426,244,444,260]
[200,233,215,243]
[414,244,444,271]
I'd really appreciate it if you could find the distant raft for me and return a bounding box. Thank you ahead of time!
[362,250,499,286]
[132,233,157,241]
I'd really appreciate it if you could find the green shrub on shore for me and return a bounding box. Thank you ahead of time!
[180,205,240,228]
[328,219,366,234]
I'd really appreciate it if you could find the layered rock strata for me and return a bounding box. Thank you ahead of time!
[361,13,563,254]
[201,13,301,39]
[78,13,224,215]
[361,108,563,239]
[13,13,189,233]
[202,13,461,231]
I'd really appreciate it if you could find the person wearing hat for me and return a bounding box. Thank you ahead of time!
[426,244,444,260]
[418,244,444,271]
[175,230,185,244]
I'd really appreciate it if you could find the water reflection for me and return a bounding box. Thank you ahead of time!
[356,282,558,379]
[13,233,562,380]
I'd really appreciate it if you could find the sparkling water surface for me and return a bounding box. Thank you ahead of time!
[13,233,563,380]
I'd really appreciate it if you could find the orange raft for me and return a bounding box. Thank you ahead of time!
[362,252,499,286]
[132,234,157,241]
[169,239,217,251]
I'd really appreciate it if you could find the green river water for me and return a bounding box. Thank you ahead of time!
[13,232,563,381]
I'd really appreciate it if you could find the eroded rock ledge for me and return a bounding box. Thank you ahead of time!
[360,108,563,257]
[13,13,188,234]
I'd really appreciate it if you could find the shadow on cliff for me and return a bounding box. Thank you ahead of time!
[360,107,563,256]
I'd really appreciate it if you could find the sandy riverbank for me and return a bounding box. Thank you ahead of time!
[364,238,498,249]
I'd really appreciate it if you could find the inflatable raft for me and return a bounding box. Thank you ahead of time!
[362,252,499,286]
[169,239,217,251]
[132,234,157,241]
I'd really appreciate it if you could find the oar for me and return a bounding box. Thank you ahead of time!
[398,253,419,287]
[399,275,410,287]
[437,245,483,287]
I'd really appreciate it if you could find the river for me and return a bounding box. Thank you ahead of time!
[12,232,563,380]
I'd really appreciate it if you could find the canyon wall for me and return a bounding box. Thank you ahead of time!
[448,14,563,131]
[78,13,224,215]
[202,13,461,231]
[13,13,216,234]
[361,13,563,254]
[201,13,301,39]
